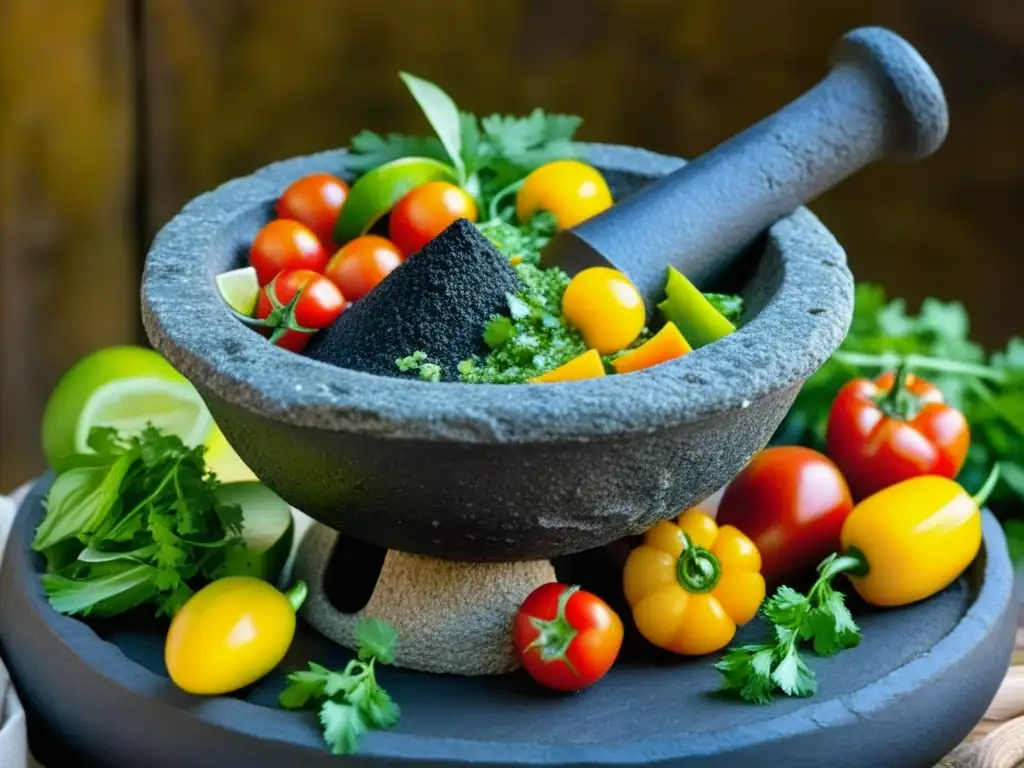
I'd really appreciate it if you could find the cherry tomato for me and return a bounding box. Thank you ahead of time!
[826,368,970,500]
[249,219,329,285]
[276,173,349,250]
[388,181,478,257]
[561,267,645,355]
[715,446,854,585]
[256,269,345,353]
[512,582,623,692]
[324,235,403,301]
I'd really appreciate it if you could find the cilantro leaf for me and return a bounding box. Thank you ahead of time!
[280,622,400,756]
[717,557,862,704]
[346,131,447,174]
[35,425,244,619]
[808,587,861,656]
[771,644,817,698]
[280,663,331,709]
[356,618,398,664]
[320,700,367,756]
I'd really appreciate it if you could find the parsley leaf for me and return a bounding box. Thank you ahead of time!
[280,620,400,756]
[33,426,244,619]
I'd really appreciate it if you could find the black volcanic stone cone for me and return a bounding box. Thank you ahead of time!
[305,219,521,381]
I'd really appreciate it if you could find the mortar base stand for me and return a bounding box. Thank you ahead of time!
[293,522,556,676]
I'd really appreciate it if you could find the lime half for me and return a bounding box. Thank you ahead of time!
[333,157,458,244]
[42,346,214,470]
[216,266,260,316]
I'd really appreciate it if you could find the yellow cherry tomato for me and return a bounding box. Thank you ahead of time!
[561,267,645,355]
[515,160,613,230]
[165,576,306,695]
[623,510,765,656]
[840,474,984,607]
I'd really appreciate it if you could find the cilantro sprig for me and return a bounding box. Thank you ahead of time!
[33,426,243,618]
[775,283,1024,558]
[346,72,583,215]
[281,619,400,755]
[716,554,862,704]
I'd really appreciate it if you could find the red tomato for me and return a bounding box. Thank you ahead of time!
[388,181,478,257]
[715,446,853,585]
[512,583,622,692]
[825,369,970,500]
[249,220,329,285]
[324,235,403,301]
[256,269,345,353]
[275,173,349,250]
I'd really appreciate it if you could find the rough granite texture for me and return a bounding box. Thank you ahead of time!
[305,219,521,381]
[136,26,951,561]
[293,523,555,675]
[0,480,1016,767]
[544,26,950,305]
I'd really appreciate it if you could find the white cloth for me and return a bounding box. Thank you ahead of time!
[0,485,39,768]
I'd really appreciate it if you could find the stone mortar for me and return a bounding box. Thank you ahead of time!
[142,144,854,562]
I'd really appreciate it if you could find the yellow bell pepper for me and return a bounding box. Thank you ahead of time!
[838,467,997,607]
[165,576,307,695]
[515,160,613,230]
[623,510,765,655]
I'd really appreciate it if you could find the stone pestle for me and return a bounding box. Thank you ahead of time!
[542,26,950,309]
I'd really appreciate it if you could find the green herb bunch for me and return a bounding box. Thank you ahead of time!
[346,73,583,218]
[33,426,243,618]
[280,619,400,755]
[775,283,1024,557]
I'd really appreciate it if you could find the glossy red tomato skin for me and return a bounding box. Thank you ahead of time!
[324,235,403,301]
[276,173,349,250]
[256,269,345,353]
[826,372,971,501]
[388,181,478,258]
[512,583,623,692]
[249,219,329,285]
[716,446,854,585]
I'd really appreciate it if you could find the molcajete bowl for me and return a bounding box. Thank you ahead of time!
[142,144,854,562]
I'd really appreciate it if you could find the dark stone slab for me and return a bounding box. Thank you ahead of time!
[1,476,1016,768]
[141,142,854,562]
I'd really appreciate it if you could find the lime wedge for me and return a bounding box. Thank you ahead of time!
[205,424,258,483]
[42,346,214,471]
[216,266,260,316]
[212,481,295,584]
[76,378,211,453]
[334,156,458,244]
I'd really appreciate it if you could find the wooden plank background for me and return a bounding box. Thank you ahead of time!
[1,0,1022,491]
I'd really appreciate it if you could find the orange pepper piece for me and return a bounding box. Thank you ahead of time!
[611,322,692,375]
[529,349,606,383]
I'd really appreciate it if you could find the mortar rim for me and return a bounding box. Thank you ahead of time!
[141,143,854,444]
